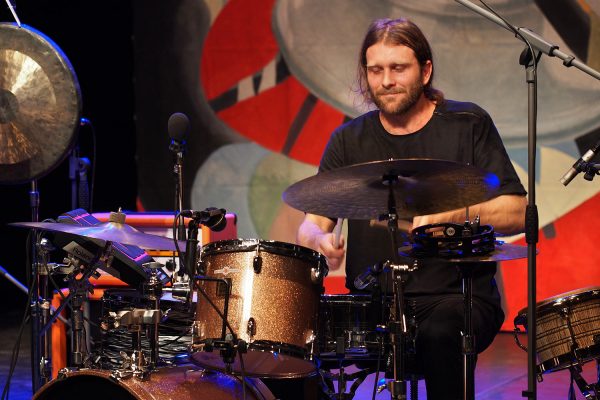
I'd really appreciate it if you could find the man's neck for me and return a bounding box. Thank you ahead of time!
[379,96,436,135]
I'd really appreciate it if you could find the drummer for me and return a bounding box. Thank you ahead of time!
[297,18,527,399]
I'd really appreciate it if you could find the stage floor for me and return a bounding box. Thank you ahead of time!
[1,308,597,399]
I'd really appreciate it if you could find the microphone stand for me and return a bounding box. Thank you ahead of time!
[170,139,186,242]
[454,1,600,398]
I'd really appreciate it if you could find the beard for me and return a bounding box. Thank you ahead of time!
[370,80,424,116]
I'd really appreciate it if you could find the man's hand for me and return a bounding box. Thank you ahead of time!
[297,213,346,271]
[314,231,345,271]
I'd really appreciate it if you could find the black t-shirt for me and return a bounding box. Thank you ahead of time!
[319,100,526,306]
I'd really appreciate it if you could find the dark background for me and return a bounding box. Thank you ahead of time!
[0,1,137,308]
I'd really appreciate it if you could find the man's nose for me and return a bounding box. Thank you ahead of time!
[382,69,395,88]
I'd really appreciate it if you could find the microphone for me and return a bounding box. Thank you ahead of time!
[181,207,227,232]
[168,112,190,153]
[354,262,386,290]
[561,139,600,186]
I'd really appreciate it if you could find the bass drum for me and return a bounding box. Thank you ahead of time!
[33,365,275,400]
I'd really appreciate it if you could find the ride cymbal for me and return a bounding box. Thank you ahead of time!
[283,159,500,219]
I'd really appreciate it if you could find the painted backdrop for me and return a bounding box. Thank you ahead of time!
[135,0,600,331]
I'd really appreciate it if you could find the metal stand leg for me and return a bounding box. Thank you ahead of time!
[458,264,477,400]
[569,364,600,400]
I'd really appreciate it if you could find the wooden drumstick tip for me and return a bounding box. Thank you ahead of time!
[333,218,344,249]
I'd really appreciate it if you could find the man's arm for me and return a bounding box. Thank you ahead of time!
[297,213,346,270]
[412,194,527,235]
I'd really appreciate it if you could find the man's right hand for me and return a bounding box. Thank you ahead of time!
[297,213,346,271]
[314,231,345,271]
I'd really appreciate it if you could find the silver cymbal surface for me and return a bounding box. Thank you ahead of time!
[9,221,185,251]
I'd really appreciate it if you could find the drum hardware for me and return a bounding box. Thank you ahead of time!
[179,207,229,310]
[98,287,194,370]
[578,162,600,182]
[102,307,162,381]
[192,274,247,375]
[140,261,164,367]
[41,241,113,369]
[409,220,498,400]
[319,367,372,400]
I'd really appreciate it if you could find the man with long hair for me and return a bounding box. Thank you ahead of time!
[297,18,526,399]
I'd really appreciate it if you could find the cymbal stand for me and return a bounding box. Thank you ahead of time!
[454,262,481,400]
[41,242,112,368]
[381,173,410,400]
[140,261,164,368]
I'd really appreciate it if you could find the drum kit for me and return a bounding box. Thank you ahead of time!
[12,157,593,400]
[2,16,599,400]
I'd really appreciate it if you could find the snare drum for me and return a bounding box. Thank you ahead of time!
[98,288,194,368]
[191,239,327,378]
[514,287,600,374]
[317,294,388,362]
[33,365,275,400]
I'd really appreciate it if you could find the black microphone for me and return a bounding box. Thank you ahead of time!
[181,207,227,232]
[168,112,190,153]
[354,262,386,290]
[561,139,600,186]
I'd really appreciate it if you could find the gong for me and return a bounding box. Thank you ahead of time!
[0,22,81,184]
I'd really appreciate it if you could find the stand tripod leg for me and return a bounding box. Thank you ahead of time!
[569,365,600,400]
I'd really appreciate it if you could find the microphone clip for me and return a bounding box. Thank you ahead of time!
[169,138,186,155]
[181,207,227,232]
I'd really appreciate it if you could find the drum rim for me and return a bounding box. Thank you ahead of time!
[202,238,327,267]
[190,342,318,379]
[538,342,600,375]
[33,365,275,400]
[516,286,600,317]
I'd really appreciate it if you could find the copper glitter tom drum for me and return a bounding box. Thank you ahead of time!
[191,239,327,379]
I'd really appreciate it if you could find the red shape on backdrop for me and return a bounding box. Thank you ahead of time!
[201,0,278,100]
[216,77,310,153]
[289,99,346,165]
[499,193,600,331]
[324,276,349,294]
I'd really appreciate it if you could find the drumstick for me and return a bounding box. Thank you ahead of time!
[333,218,343,249]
